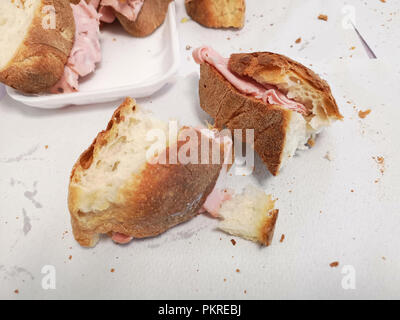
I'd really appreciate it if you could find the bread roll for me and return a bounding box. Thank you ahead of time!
[0,0,75,93]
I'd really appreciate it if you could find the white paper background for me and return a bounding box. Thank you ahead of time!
[1,0,400,299]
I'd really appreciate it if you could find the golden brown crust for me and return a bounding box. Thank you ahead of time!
[259,209,278,246]
[228,52,343,119]
[68,97,227,247]
[115,0,172,37]
[0,0,75,93]
[199,62,291,176]
[185,0,245,29]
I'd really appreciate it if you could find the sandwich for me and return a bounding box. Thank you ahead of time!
[0,0,101,94]
[193,46,343,176]
[72,0,173,37]
[68,97,233,247]
[68,97,279,247]
[185,0,245,29]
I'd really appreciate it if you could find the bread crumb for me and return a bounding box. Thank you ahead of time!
[358,109,371,119]
[45,145,48,149]
[231,239,236,246]
[350,189,354,193]
[236,269,240,273]
[373,156,385,175]
[244,290,247,294]
[68,255,72,260]
[350,46,356,50]
[307,137,315,147]
[295,37,302,44]
[318,14,328,21]
[14,289,19,294]
[223,278,227,282]
[181,17,189,23]
[324,151,332,161]
[185,45,192,50]
[110,268,115,273]
[280,234,285,243]
[330,261,339,268]
[382,256,386,260]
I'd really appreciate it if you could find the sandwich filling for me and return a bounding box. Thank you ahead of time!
[193,46,307,115]
[51,0,101,94]
[88,0,144,23]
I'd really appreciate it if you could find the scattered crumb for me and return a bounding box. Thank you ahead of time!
[112,38,116,42]
[68,255,72,260]
[244,290,247,294]
[307,137,315,147]
[380,0,386,3]
[350,189,354,193]
[223,278,227,282]
[350,46,356,50]
[295,37,302,44]
[324,151,332,161]
[330,261,339,268]
[185,45,192,50]
[110,268,115,273]
[236,269,240,273]
[44,145,48,149]
[14,289,19,294]
[181,17,189,23]
[227,37,231,40]
[358,109,371,119]
[373,156,385,175]
[382,256,386,260]
[280,234,285,243]
[231,239,237,246]
[318,14,328,21]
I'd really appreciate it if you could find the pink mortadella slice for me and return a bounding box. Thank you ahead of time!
[50,0,101,93]
[100,0,144,22]
[112,232,133,244]
[192,46,307,115]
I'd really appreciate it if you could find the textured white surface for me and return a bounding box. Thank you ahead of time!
[1,0,400,299]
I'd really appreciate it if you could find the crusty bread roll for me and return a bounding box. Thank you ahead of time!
[185,0,245,29]
[198,51,342,176]
[115,0,172,37]
[0,0,75,93]
[218,186,278,246]
[68,97,228,247]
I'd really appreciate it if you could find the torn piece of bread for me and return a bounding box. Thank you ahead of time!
[185,0,245,29]
[68,97,228,247]
[0,0,75,93]
[218,186,278,246]
[196,47,342,175]
[115,0,173,37]
[228,52,342,131]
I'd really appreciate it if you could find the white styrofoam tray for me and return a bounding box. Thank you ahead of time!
[5,2,179,109]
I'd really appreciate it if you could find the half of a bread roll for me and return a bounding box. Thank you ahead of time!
[195,47,342,175]
[115,0,172,37]
[185,0,245,29]
[0,0,75,93]
[68,97,230,247]
[218,186,278,246]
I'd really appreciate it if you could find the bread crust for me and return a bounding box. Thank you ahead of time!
[199,62,292,176]
[115,0,172,37]
[185,0,245,29]
[228,52,343,120]
[0,0,75,93]
[259,209,278,246]
[68,98,226,247]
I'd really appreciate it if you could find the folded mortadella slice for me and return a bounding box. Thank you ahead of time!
[193,46,307,115]
[51,0,101,93]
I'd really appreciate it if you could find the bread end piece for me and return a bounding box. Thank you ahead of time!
[185,0,245,29]
[115,0,172,37]
[218,185,278,246]
[0,0,75,93]
[69,97,226,247]
[228,52,343,129]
